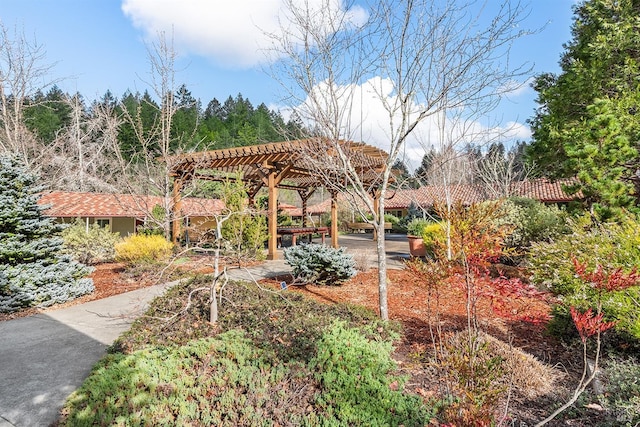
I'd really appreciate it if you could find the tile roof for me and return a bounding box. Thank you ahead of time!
[303,179,580,214]
[39,191,225,218]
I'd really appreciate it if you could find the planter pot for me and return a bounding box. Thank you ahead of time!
[407,235,427,257]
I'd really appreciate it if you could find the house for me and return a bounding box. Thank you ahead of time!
[298,179,580,221]
[39,191,225,237]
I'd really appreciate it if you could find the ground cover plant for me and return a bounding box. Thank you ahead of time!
[51,252,640,426]
[60,276,431,426]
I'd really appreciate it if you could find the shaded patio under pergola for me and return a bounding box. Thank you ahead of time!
[165,139,389,260]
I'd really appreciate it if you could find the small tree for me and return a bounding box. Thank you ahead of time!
[535,259,640,426]
[0,155,93,312]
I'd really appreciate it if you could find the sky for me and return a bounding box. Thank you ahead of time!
[0,0,576,169]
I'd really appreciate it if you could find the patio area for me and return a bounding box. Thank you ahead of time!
[278,232,411,270]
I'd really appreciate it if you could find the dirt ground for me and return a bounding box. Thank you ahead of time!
[2,260,558,354]
[3,260,591,424]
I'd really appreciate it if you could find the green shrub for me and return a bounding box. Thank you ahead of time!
[136,204,167,236]
[219,178,268,262]
[406,218,430,237]
[63,332,316,427]
[222,213,268,262]
[114,234,173,264]
[284,244,356,285]
[312,321,430,426]
[61,219,121,264]
[496,197,568,251]
[602,356,640,425]
[384,213,400,225]
[66,279,418,426]
[528,215,640,340]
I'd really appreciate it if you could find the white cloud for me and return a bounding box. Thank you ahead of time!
[499,77,534,97]
[288,77,531,171]
[121,0,367,68]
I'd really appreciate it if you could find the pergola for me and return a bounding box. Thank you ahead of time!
[165,139,389,260]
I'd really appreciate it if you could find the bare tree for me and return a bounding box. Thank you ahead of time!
[476,143,533,199]
[0,23,59,173]
[41,94,123,192]
[112,31,200,239]
[269,0,532,320]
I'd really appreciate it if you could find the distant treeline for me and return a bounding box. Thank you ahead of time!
[23,84,307,156]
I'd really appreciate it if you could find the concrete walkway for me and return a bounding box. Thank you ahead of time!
[0,235,409,427]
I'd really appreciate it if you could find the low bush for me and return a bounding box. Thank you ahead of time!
[114,234,173,265]
[406,218,430,237]
[63,277,428,426]
[528,215,640,340]
[602,356,640,425]
[312,321,429,426]
[61,219,121,264]
[284,244,356,285]
[63,332,318,427]
[496,197,568,252]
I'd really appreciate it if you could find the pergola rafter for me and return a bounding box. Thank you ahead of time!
[165,138,389,260]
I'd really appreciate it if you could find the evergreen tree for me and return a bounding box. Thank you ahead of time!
[23,85,73,143]
[171,84,200,150]
[391,158,411,187]
[0,155,93,312]
[527,0,640,210]
[414,148,437,184]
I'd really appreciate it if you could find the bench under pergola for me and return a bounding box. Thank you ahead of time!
[165,139,389,260]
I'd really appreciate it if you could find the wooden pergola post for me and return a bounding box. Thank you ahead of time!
[267,170,279,260]
[330,190,339,248]
[171,176,183,245]
[297,188,315,227]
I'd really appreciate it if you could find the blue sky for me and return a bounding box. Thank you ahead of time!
[0,0,576,166]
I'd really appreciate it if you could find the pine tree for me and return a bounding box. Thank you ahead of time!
[0,155,93,312]
[527,0,640,210]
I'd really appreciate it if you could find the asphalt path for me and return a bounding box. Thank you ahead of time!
[0,282,175,427]
[0,236,407,426]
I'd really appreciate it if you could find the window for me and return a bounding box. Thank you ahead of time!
[95,218,111,230]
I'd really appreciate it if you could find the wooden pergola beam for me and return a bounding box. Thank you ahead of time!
[164,139,389,257]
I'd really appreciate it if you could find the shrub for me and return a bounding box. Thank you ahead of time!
[136,204,167,236]
[421,221,446,256]
[222,213,267,262]
[284,244,356,285]
[0,155,93,313]
[406,218,430,237]
[312,321,430,426]
[397,201,425,233]
[63,332,317,427]
[61,219,121,264]
[602,356,640,425]
[528,215,640,340]
[496,197,568,251]
[114,234,173,264]
[218,177,268,262]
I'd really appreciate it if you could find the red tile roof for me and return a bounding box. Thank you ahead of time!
[304,179,580,214]
[39,191,224,218]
